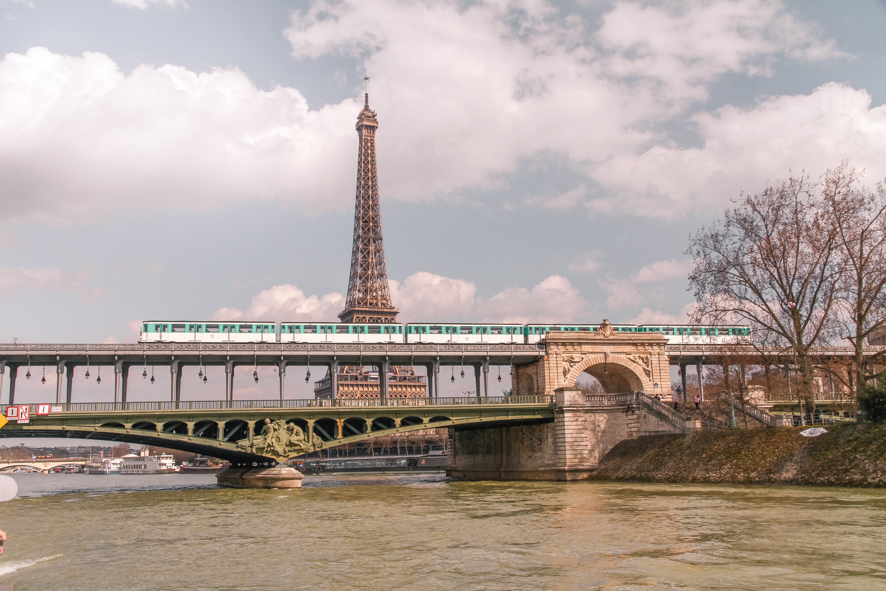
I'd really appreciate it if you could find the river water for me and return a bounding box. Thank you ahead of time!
[0,472,884,590]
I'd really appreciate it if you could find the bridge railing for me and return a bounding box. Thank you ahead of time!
[0,395,554,414]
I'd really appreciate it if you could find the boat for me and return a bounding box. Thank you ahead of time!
[297,452,448,474]
[179,456,224,474]
[83,456,122,475]
[118,451,177,474]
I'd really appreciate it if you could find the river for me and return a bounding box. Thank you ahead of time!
[0,472,884,590]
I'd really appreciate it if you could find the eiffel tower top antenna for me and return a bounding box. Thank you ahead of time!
[339,80,399,324]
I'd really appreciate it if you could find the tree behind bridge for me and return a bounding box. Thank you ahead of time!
[687,171,841,415]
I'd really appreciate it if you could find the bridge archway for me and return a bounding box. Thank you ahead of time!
[565,354,650,393]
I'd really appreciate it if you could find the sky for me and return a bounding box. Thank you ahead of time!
[1,0,886,424]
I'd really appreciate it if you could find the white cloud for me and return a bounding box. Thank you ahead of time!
[211,284,345,321]
[590,83,886,218]
[602,259,692,310]
[0,265,105,301]
[628,303,696,325]
[568,250,602,274]
[111,0,185,9]
[211,272,589,324]
[0,47,357,222]
[0,2,848,223]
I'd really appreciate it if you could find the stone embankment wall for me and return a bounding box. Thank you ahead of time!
[591,423,886,487]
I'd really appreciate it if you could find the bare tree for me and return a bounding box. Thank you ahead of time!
[687,172,842,415]
[821,163,886,393]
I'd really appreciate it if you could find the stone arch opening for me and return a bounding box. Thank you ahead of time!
[566,354,649,393]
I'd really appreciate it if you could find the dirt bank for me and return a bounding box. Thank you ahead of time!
[591,423,886,487]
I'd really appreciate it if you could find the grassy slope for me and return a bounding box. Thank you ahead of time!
[591,423,886,487]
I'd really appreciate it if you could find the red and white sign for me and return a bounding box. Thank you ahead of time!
[5,407,17,420]
[36,404,51,416]
[16,405,29,424]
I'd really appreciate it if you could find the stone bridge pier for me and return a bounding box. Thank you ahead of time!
[447,327,694,481]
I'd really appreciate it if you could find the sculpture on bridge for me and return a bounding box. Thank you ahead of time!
[236,419,324,459]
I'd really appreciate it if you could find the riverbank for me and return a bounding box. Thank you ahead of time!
[591,422,886,487]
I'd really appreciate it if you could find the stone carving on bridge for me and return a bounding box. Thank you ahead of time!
[236,419,323,459]
[626,354,652,379]
[562,355,584,379]
[598,319,614,338]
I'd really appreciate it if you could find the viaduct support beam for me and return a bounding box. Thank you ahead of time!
[225,360,235,404]
[482,360,489,398]
[697,360,705,402]
[114,361,127,405]
[278,361,287,402]
[8,365,17,407]
[680,363,688,403]
[474,363,482,401]
[66,365,74,404]
[380,358,389,401]
[330,359,338,399]
[0,361,5,406]
[170,360,181,404]
[56,361,66,404]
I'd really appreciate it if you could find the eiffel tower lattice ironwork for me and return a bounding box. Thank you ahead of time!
[338,90,399,324]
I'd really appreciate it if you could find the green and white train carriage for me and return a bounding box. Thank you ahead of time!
[279,323,403,343]
[140,322,278,343]
[404,324,525,344]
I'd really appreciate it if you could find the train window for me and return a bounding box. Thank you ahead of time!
[430,326,442,334]
[239,325,253,333]
[206,325,219,333]
[304,325,316,333]
[490,326,503,334]
[172,324,185,332]
[460,326,474,334]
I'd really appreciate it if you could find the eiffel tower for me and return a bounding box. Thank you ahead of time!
[338,88,399,325]
[314,84,426,400]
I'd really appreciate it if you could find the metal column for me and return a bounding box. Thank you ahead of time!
[66,366,74,404]
[474,364,482,401]
[380,358,390,401]
[0,361,5,405]
[170,360,181,404]
[680,363,688,403]
[121,364,129,405]
[56,361,66,404]
[433,360,440,403]
[225,360,235,404]
[7,366,17,406]
[114,360,126,405]
[696,360,705,402]
[482,360,489,398]
[278,361,287,402]
[330,359,338,399]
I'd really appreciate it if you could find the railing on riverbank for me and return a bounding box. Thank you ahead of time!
[0,395,554,414]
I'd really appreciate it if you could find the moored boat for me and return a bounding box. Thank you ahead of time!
[119,451,177,474]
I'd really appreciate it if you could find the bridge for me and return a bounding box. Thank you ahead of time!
[0,332,873,485]
[0,396,555,464]
[0,340,877,407]
[0,459,86,473]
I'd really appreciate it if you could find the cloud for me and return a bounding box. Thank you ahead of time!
[628,303,696,325]
[111,260,135,276]
[568,250,603,274]
[601,259,693,310]
[0,2,848,223]
[211,272,589,324]
[0,265,105,301]
[0,47,357,222]
[590,83,886,219]
[211,284,345,321]
[142,261,162,273]
[111,0,186,9]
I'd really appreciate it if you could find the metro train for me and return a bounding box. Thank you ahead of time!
[139,321,750,345]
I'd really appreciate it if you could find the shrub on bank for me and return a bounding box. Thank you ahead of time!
[858,388,886,423]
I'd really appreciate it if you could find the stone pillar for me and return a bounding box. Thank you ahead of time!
[217,466,304,489]
[66,365,74,404]
[225,360,235,405]
[56,361,66,405]
[697,361,705,402]
[680,363,688,403]
[8,365,17,406]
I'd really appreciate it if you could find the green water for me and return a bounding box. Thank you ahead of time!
[1,473,885,590]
